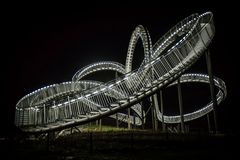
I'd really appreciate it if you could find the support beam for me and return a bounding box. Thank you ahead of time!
[116,113,119,128]
[152,94,159,131]
[207,114,211,133]
[128,108,131,129]
[115,71,120,129]
[159,90,166,132]
[68,96,72,117]
[205,51,218,133]
[149,97,155,131]
[22,109,24,126]
[43,104,46,124]
[151,101,155,131]
[154,109,158,131]
[99,119,102,131]
[177,78,184,133]
[88,120,92,131]
[133,113,136,129]
[141,102,144,129]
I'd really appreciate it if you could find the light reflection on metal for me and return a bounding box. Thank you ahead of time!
[15,12,227,133]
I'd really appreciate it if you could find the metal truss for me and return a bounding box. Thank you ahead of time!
[15,12,227,133]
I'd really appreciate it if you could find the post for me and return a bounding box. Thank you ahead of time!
[205,51,218,133]
[152,94,159,131]
[154,108,158,131]
[177,78,184,133]
[43,104,46,124]
[128,108,131,129]
[133,113,136,129]
[22,109,24,126]
[150,97,156,131]
[68,96,72,117]
[99,119,102,131]
[160,90,166,132]
[115,71,119,129]
[141,102,144,129]
[207,114,211,133]
[151,105,155,131]
[116,113,119,128]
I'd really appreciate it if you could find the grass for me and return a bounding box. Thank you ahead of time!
[1,130,237,160]
[80,124,139,132]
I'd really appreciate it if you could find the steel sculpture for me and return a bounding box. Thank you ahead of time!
[15,12,227,133]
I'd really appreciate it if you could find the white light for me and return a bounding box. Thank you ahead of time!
[108,84,114,88]
[93,91,99,94]
[116,81,121,84]
[101,88,107,91]
[145,64,150,68]
[125,73,131,76]
[70,99,76,103]
[86,94,91,97]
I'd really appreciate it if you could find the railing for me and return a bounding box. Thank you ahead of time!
[15,12,227,133]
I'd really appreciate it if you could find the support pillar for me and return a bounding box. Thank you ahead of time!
[177,78,184,133]
[43,104,46,124]
[22,109,24,126]
[128,108,131,129]
[116,113,119,128]
[159,90,166,132]
[152,94,159,131]
[205,51,218,133]
[141,102,144,129]
[133,113,136,129]
[207,114,211,133]
[151,104,155,131]
[99,119,102,131]
[115,71,120,129]
[154,109,158,131]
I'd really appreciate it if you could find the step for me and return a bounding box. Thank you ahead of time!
[110,103,120,107]
[119,99,128,103]
[77,115,88,118]
[100,107,110,111]
[90,111,99,114]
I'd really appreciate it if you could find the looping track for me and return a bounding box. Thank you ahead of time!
[15,12,227,133]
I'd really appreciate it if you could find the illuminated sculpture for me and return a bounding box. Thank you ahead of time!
[15,12,227,133]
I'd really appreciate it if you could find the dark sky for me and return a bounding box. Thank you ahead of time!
[3,3,238,135]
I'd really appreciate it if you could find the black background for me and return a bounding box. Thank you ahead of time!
[2,2,239,136]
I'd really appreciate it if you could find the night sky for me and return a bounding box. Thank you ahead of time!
[3,3,238,135]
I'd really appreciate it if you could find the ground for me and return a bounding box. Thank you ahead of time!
[0,126,238,160]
